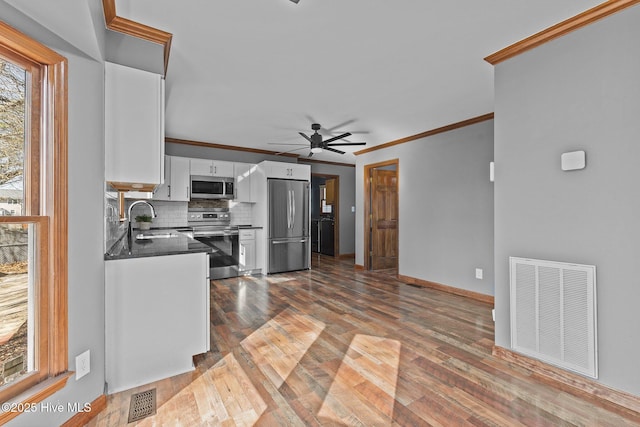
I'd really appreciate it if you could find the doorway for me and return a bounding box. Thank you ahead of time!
[364,159,399,272]
[311,174,339,257]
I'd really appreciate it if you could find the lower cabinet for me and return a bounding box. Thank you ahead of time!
[105,252,209,394]
[239,229,258,274]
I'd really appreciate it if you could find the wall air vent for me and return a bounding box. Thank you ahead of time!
[510,257,597,378]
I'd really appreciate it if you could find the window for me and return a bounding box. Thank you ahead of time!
[0,21,69,423]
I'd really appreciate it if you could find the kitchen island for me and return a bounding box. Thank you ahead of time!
[105,229,210,394]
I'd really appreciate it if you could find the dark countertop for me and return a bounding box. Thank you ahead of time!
[237,225,263,229]
[105,228,213,261]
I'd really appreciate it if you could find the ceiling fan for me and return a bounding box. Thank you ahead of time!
[273,123,366,157]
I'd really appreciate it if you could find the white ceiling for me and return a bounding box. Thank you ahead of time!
[117,0,602,163]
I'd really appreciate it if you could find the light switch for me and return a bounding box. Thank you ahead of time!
[561,150,586,171]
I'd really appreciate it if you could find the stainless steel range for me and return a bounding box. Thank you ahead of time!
[187,208,239,279]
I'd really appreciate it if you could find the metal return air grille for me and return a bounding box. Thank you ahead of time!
[128,388,156,423]
[510,257,597,378]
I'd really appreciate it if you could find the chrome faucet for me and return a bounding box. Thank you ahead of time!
[126,200,157,251]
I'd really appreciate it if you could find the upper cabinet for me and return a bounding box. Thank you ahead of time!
[105,62,165,190]
[153,156,190,202]
[152,156,171,200]
[234,162,256,202]
[190,159,234,177]
[263,161,310,181]
[325,178,336,205]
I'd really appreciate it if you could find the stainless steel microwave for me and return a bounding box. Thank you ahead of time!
[190,175,235,199]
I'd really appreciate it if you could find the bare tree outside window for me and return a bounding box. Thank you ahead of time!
[0,58,25,190]
[0,57,28,387]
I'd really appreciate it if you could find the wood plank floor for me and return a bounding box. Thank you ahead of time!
[88,254,640,426]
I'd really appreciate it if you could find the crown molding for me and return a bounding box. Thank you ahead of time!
[298,158,355,168]
[165,137,300,158]
[485,0,640,65]
[102,0,173,75]
[354,113,494,156]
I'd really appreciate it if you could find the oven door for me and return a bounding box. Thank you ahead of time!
[193,230,239,279]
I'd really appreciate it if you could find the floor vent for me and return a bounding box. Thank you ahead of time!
[510,257,597,378]
[128,388,156,423]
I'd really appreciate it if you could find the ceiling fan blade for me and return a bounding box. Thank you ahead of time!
[325,119,356,133]
[323,132,352,144]
[308,151,313,157]
[267,142,308,146]
[324,147,345,155]
[299,132,313,144]
[326,142,367,146]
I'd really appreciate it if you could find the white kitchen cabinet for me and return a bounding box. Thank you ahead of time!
[105,252,209,394]
[105,62,165,189]
[239,229,257,273]
[152,156,171,200]
[190,158,234,177]
[263,160,310,180]
[153,156,190,201]
[234,162,256,202]
[170,156,191,201]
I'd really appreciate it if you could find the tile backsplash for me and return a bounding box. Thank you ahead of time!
[229,201,253,226]
[130,200,189,228]
[104,187,124,252]
[104,191,255,253]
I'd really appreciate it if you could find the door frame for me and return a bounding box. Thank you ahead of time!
[311,173,340,257]
[363,159,399,270]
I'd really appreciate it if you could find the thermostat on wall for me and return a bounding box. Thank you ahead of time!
[561,150,586,171]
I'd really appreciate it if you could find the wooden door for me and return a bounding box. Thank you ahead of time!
[325,178,336,205]
[371,169,398,270]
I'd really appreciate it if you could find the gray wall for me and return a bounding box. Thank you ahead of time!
[166,141,296,164]
[494,5,640,396]
[355,120,494,296]
[2,3,107,426]
[167,142,357,255]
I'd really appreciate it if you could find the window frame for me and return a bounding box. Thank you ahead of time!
[0,20,69,423]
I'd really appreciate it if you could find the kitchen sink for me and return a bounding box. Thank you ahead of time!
[135,232,179,240]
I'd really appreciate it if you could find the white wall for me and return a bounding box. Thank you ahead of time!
[2,2,107,426]
[494,5,640,396]
[355,120,494,296]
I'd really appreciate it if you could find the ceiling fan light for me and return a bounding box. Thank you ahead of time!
[311,147,322,154]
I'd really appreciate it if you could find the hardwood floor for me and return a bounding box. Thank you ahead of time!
[88,254,639,426]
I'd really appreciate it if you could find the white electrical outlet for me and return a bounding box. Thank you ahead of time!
[492,309,495,322]
[76,350,90,380]
[475,268,483,279]
[351,206,355,213]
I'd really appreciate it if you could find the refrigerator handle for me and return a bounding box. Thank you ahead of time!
[289,190,294,229]
[286,190,291,229]
[292,190,296,229]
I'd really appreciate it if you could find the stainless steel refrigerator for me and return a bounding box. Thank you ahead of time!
[268,178,310,273]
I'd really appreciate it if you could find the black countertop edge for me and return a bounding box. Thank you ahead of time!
[237,225,263,229]
[104,228,212,261]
